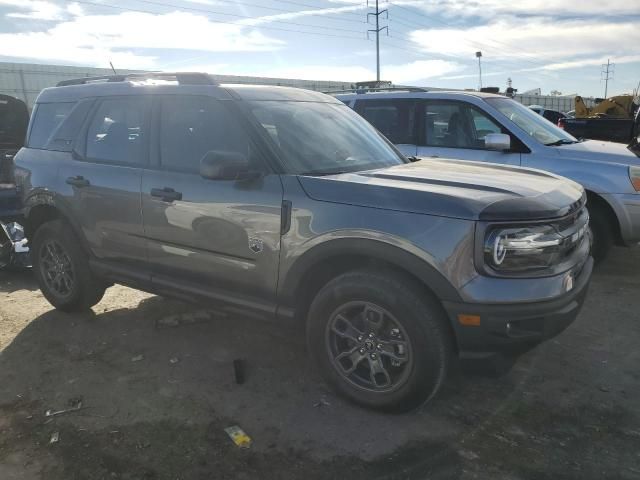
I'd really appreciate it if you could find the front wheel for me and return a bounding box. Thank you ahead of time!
[306,270,452,412]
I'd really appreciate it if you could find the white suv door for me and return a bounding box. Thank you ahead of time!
[416,100,522,166]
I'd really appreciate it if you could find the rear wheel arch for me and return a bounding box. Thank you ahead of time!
[25,201,90,252]
[24,204,61,239]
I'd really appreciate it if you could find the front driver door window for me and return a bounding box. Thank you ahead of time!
[418,101,521,166]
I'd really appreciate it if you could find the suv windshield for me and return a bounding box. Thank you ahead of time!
[248,101,406,175]
[485,97,578,146]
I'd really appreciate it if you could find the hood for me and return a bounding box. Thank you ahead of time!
[554,139,640,165]
[298,158,585,221]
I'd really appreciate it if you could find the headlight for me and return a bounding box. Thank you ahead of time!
[484,224,586,273]
[630,166,640,192]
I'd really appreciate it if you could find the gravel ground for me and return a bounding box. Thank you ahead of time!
[0,247,638,480]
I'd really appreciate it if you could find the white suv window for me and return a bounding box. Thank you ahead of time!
[356,99,417,145]
[424,102,502,149]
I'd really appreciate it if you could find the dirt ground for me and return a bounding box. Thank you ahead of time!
[0,248,638,480]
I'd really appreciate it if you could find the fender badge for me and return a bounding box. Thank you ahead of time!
[248,237,264,254]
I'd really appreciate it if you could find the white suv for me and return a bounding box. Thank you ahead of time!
[336,89,640,261]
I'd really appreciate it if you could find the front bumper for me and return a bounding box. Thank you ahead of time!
[443,256,593,359]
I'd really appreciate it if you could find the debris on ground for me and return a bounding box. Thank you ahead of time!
[233,359,245,385]
[169,357,179,364]
[156,310,217,329]
[45,397,84,418]
[131,354,144,362]
[0,222,31,270]
[49,432,59,444]
[313,397,331,408]
[224,426,252,449]
[458,449,479,461]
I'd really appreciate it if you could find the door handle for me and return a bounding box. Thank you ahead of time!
[150,187,182,202]
[66,175,90,187]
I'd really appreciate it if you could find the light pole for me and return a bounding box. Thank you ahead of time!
[476,51,483,91]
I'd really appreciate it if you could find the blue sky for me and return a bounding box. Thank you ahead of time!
[1,0,639,97]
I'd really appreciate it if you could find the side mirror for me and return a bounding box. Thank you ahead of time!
[199,150,260,181]
[484,133,511,151]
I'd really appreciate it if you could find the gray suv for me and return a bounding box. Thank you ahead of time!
[14,73,593,412]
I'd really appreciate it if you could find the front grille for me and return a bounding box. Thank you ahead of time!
[555,206,590,261]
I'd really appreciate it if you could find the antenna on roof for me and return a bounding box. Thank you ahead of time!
[109,62,117,75]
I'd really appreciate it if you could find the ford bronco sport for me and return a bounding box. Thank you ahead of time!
[14,73,593,412]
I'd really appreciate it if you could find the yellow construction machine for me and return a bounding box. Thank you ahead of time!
[575,94,637,119]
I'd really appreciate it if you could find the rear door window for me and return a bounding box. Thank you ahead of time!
[28,102,74,149]
[86,97,150,166]
[355,99,417,145]
[45,100,94,152]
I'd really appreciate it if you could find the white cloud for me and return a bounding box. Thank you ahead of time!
[384,59,464,82]
[0,11,284,69]
[399,0,640,18]
[66,2,83,17]
[1,0,65,21]
[408,17,640,64]
[237,5,367,27]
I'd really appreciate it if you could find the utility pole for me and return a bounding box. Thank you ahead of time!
[367,0,388,82]
[601,59,614,98]
[475,51,483,90]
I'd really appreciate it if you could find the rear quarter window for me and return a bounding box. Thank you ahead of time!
[28,102,75,149]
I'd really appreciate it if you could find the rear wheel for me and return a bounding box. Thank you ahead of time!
[307,270,452,412]
[32,219,106,312]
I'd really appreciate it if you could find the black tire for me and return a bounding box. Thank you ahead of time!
[306,269,452,413]
[588,204,614,264]
[31,219,106,312]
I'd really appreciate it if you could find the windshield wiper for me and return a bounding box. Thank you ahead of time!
[545,139,578,146]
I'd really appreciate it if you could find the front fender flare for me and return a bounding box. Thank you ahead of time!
[279,237,463,306]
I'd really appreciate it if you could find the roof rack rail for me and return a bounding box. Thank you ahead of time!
[324,86,430,95]
[56,72,218,87]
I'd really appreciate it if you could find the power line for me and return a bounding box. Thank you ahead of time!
[73,0,367,40]
[132,0,365,33]
[184,0,367,24]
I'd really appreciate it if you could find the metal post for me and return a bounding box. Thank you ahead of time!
[476,51,483,91]
[368,1,387,83]
[375,0,380,81]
